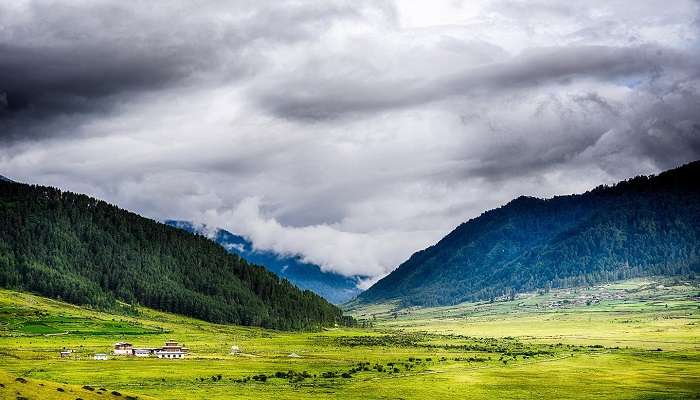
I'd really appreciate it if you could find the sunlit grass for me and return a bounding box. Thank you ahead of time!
[1,277,699,399]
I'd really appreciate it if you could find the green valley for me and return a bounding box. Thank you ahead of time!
[1,277,698,399]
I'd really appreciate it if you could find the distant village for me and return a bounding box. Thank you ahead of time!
[57,341,303,361]
[61,339,191,360]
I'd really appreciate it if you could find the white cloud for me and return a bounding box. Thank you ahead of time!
[199,197,443,278]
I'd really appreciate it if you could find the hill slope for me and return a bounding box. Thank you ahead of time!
[0,180,346,330]
[166,220,363,304]
[358,161,700,307]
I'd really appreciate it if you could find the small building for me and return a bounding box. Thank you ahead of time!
[288,353,301,358]
[60,349,72,358]
[154,340,188,359]
[230,345,241,354]
[133,348,153,357]
[94,353,108,361]
[113,342,134,355]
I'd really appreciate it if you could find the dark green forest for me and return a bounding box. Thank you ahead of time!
[359,161,700,307]
[0,181,348,330]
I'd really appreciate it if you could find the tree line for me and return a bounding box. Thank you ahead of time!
[0,181,352,330]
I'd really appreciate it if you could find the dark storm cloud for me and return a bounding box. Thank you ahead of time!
[257,44,697,120]
[0,0,375,141]
[457,74,700,184]
[0,42,204,134]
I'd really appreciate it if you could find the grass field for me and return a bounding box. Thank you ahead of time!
[1,277,698,399]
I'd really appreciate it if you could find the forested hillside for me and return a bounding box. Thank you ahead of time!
[359,161,700,307]
[0,181,347,330]
[166,220,363,304]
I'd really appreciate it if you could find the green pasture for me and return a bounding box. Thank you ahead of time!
[1,278,698,399]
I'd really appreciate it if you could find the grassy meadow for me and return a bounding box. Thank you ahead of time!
[1,277,698,399]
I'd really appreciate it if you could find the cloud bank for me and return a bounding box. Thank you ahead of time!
[1,0,699,284]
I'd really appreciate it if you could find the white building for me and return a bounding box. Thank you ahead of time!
[94,353,108,360]
[60,349,72,358]
[154,340,188,359]
[155,350,186,359]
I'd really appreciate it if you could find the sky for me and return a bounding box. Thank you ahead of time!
[1,0,699,288]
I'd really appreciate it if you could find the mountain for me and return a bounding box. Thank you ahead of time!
[165,221,363,304]
[0,180,349,330]
[358,161,700,307]
[0,175,13,182]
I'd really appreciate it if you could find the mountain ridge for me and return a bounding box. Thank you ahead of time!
[358,161,700,307]
[0,179,347,330]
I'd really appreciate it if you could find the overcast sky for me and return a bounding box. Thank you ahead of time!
[1,0,699,287]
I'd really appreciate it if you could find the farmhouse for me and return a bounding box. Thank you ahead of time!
[113,342,134,355]
[154,340,188,359]
[94,353,108,360]
[59,349,72,358]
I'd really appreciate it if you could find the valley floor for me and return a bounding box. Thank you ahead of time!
[1,277,698,399]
